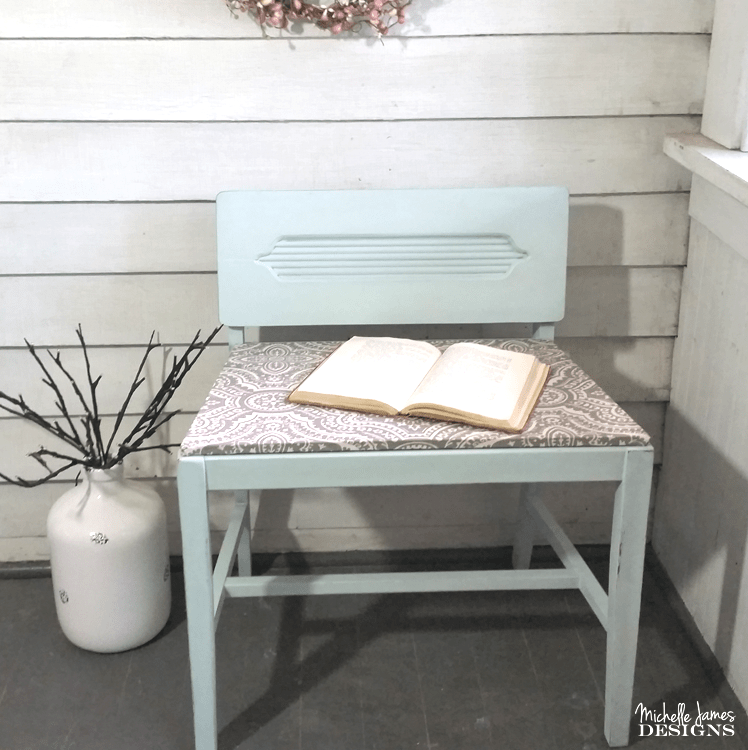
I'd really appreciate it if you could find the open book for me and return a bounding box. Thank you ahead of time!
[288,337,550,432]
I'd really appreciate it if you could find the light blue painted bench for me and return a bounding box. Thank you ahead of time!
[177,187,653,748]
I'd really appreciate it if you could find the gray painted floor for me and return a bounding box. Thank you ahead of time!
[0,550,744,750]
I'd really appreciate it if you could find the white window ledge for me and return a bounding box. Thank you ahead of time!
[665,133,748,262]
[664,133,748,209]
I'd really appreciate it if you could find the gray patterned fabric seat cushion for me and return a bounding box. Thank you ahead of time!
[180,339,649,456]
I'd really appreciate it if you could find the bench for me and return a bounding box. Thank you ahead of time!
[177,186,654,748]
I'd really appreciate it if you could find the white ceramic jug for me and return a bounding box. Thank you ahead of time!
[47,464,171,652]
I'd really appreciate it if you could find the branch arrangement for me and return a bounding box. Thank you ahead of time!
[0,326,221,487]
[226,0,410,36]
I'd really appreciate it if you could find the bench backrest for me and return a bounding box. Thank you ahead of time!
[216,187,568,330]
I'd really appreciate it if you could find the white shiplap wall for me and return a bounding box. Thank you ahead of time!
[654,190,748,709]
[0,0,709,560]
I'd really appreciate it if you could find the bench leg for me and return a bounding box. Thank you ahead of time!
[512,483,539,569]
[178,458,218,750]
[604,449,653,747]
[235,490,252,576]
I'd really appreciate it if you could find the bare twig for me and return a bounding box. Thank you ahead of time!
[0,458,80,487]
[0,325,222,486]
[0,390,85,453]
[104,331,158,459]
[24,341,87,450]
[121,443,179,456]
[75,325,107,460]
[47,349,100,459]
[115,327,221,458]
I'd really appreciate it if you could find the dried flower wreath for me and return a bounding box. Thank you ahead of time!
[226,0,410,36]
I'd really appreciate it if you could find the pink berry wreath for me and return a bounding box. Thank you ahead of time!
[226,0,410,36]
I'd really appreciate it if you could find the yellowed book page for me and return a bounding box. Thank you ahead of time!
[290,336,441,413]
[507,360,550,429]
[403,342,536,421]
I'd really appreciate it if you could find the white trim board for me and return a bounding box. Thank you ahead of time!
[701,0,748,151]
[664,132,748,207]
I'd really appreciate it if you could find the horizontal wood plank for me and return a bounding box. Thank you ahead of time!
[0,267,679,347]
[0,194,689,275]
[0,0,713,37]
[0,336,673,421]
[0,400,664,528]
[0,275,221,348]
[0,344,228,417]
[0,404,664,564]
[0,516,637,561]
[1,37,708,121]
[560,267,682,337]
[0,486,639,562]
[0,203,217,275]
[0,401,666,485]
[559,337,673,402]
[0,413,195,485]
[1,118,699,202]
[568,193,689,267]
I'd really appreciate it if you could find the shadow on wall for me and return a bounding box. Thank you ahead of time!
[568,203,625,266]
[653,405,748,706]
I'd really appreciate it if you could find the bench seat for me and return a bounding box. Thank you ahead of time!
[181,338,649,456]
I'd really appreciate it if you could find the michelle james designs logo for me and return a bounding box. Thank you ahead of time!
[635,702,736,737]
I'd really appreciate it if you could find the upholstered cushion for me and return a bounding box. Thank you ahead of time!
[179,339,650,456]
